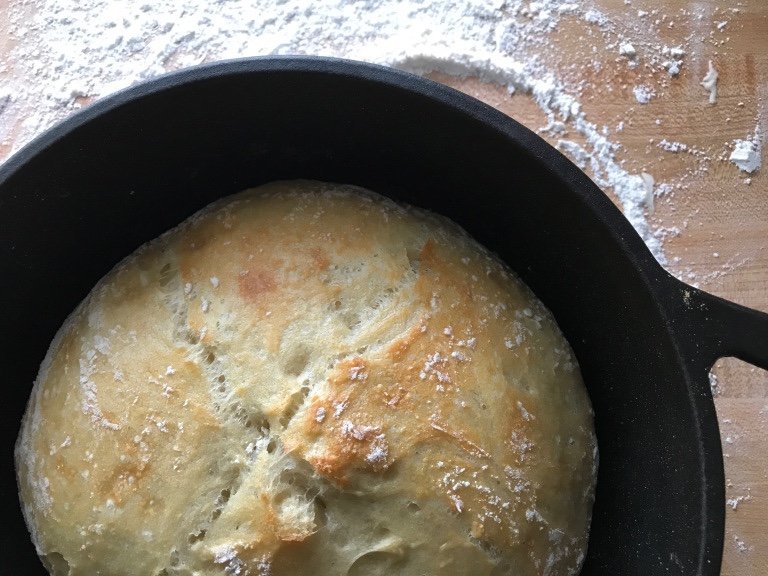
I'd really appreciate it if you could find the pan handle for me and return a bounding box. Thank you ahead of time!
[669,277,768,373]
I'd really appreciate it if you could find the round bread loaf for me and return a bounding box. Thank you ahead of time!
[16,180,597,576]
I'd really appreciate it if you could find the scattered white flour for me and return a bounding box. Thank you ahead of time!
[658,139,688,153]
[709,372,720,397]
[726,494,751,510]
[733,534,752,553]
[619,42,637,58]
[212,545,247,576]
[583,9,606,26]
[659,46,685,76]
[700,60,719,105]
[633,85,654,104]
[662,60,682,76]
[729,128,762,173]
[663,45,686,59]
[0,1,763,267]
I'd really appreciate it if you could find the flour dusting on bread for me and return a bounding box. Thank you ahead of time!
[16,180,597,576]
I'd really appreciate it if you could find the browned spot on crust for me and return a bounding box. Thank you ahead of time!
[238,270,277,301]
[327,357,368,387]
[302,398,330,437]
[307,453,350,486]
[309,414,392,481]
[386,318,427,361]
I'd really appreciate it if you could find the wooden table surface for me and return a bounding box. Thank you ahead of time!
[1,1,766,574]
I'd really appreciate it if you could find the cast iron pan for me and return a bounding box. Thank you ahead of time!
[1,57,767,575]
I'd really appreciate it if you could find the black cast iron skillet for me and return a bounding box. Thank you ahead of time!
[1,57,766,575]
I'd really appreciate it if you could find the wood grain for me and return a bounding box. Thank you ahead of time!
[0,1,766,574]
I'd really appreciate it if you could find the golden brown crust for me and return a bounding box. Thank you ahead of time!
[16,180,596,576]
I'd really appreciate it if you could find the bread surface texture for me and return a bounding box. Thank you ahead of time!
[16,180,597,576]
